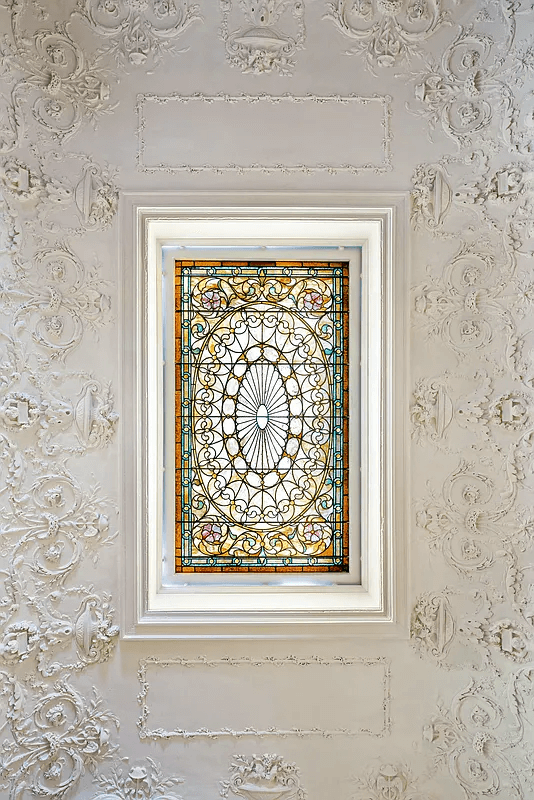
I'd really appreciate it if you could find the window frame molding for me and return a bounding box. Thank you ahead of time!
[120,192,409,639]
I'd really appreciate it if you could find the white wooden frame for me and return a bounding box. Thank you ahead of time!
[120,192,409,639]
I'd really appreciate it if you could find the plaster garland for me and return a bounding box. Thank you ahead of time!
[219,0,306,76]
[137,656,392,739]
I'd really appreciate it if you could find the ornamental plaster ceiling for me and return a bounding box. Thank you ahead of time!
[1,0,534,798]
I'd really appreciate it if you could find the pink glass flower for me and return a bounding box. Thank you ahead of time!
[302,523,325,543]
[201,290,222,310]
[302,291,323,310]
[200,523,223,543]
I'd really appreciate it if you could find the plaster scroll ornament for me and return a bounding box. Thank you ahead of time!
[414,458,521,576]
[92,757,184,800]
[220,754,306,800]
[219,0,306,76]
[324,0,450,72]
[0,676,118,800]
[423,679,525,799]
[0,6,114,149]
[352,762,435,800]
[0,243,113,360]
[75,0,202,68]
[409,25,516,148]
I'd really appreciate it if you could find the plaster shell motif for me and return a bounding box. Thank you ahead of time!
[220,754,306,800]
[76,0,202,67]
[219,0,305,76]
[324,0,449,71]
[92,757,184,800]
[0,3,114,149]
[0,676,118,799]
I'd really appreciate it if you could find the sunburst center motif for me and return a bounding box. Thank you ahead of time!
[235,362,289,472]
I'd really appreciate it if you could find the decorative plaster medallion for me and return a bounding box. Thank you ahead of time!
[219,0,306,76]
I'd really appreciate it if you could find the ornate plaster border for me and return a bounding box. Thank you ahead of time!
[137,655,391,739]
[136,93,392,174]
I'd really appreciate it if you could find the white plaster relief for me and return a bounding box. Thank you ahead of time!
[220,754,305,800]
[92,758,184,800]
[0,1,115,150]
[0,675,119,799]
[75,0,202,68]
[137,656,391,739]
[324,0,450,71]
[219,0,306,76]
[136,92,392,174]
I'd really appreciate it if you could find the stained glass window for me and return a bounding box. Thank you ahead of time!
[175,260,349,572]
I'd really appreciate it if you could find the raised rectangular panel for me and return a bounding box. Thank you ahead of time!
[138,656,391,738]
[137,95,392,174]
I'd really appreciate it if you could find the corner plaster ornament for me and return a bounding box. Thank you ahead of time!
[0,676,119,799]
[353,762,434,800]
[0,152,119,235]
[1,243,112,359]
[219,0,306,76]
[75,0,202,68]
[0,5,114,149]
[324,0,450,72]
[423,679,525,799]
[92,757,184,800]
[220,754,306,800]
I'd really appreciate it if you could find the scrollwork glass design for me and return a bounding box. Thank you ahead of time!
[174,260,350,572]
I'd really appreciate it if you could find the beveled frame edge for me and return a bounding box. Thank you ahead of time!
[118,192,410,639]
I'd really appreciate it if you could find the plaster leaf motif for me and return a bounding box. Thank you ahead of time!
[220,754,306,800]
[76,0,202,68]
[324,0,450,72]
[0,676,119,800]
[220,0,306,76]
[92,757,183,800]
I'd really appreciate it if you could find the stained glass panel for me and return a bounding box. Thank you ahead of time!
[175,260,350,572]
